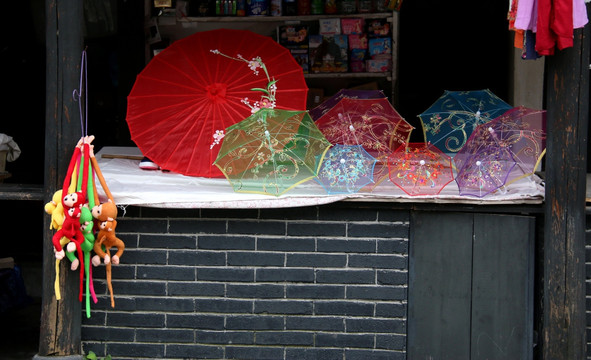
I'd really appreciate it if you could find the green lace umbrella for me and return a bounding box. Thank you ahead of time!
[214,108,332,196]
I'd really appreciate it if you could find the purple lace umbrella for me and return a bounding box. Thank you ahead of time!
[309,89,387,121]
[476,106,546,183]
[454,131,517,197]
[316,144,377,194]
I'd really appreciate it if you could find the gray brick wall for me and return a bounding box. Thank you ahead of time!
[81,204,410,360]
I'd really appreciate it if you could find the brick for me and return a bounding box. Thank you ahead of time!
[346,318,406,333]
[256,268,314,282]
[225,315,284,330]
[195,330,254,345]
[376,334,406,350]
[348,254,408,269]
[167,314,225,329]
[316,332,374,348]
[117,218,168,233]
[137,265,195,281]
[107,343,165,358]
[259,206,318,220]
[228,220,286,235]
[201,208,258,219]
[285,348,344,360]
[316,269,374,284]
[348,222,409,238]
[375,302,407,318]
[169,219,227,234]
[88,296,136,312]
[347,285,407,301]
[286,285,345,299]
[318,206,378,221]
[136,328,194,343]
[226,284,284,298]
[197,268,254,282]
[285,316,344,331]
[315,300,374,316]
[377,209,410,223]
[377,270,408,285]
[168,282,225,297]
[287,222,346,236]
[141,207,200,218]
[317,238,376,253]
[92,264,135,280]
[254,300,313,315]
[121,249,167,264]
[255,331,314,345]
[106,312,165,328]
[257,236,316,252]
[135,297,194,312]
[195,299,253,313]
[165,344,224,359]
[345,349,406,360]
[227,252,285,266]
[139,234,196,249]
[81,312,106,326]
[198,235,255,250]
[287,253,347,268]
[82,343,106,358]
[168,251,225,266]
[225,346,285,360]
[377,239,409,254]
[111,280,166,296]
[81,326,135,342]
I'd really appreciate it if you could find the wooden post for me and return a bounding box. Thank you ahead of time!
[39,0,84,357]
[542,14,589,360]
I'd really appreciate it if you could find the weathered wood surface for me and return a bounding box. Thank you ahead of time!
[542,14,589,360]
[39,0,84,356]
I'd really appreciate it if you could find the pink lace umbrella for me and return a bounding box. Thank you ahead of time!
[387,142,454,196]
[315,97,414,188]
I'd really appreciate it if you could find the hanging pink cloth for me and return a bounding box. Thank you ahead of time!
[514,0,538,31]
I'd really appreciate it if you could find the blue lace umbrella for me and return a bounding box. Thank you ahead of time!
[316,144,377,194]
[419,89,512,156]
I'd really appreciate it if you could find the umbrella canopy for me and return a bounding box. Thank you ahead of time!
[454,131,517,197]
[419,89,512,155]
[126,28,308,178]
[315,97,414,187]
[316,144,378,194]
[213,108,331,196]
[309,89,387,121]
[387,142,454,196]
[475,106,547,182]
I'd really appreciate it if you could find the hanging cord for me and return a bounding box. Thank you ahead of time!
[73,48,89,138]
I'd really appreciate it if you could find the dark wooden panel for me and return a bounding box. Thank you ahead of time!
[408,211,474,359]
[471,214,534,360]
[543,10,589,359]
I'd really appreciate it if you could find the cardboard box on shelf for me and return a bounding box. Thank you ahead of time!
[366,18,392,38]
[366,58,391,72]
[277,24,310,48]
[348,34,368,50]
[341,18,364,35]
[309,34,348,73]
[290,48,309,73]
[368,37,392,57]
[319,18,341,35]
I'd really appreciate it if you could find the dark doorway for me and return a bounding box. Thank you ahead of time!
[397,0,512,142]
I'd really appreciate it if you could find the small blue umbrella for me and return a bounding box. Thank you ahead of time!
[316,144,377,194]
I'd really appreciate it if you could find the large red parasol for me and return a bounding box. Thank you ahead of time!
[126,29,308,178]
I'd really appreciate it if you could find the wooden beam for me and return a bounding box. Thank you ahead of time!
[542,13,589,360]
[39,0,84,356]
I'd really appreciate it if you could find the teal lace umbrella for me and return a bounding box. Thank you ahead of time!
[419,89,512,155]
[214,108,332,196]
[316,144,377,194]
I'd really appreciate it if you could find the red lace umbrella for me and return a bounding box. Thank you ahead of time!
[315,97,414,187]
[126,29,308,178]
[388,142,454,196]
